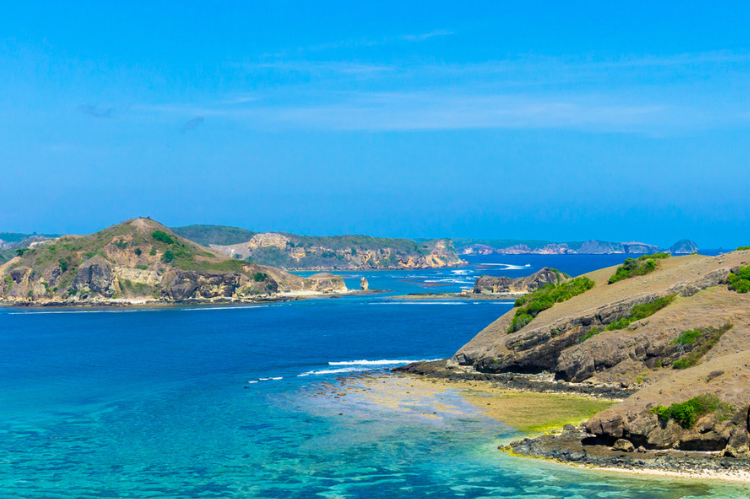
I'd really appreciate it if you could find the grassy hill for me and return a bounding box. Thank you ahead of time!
[0,218,346,305]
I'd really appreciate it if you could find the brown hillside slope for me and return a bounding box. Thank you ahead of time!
[449,250,750,454]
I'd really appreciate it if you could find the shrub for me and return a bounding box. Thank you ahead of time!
[671,324,733,369]
[508,277,595,333]
[728,265,750,293]
[15,248,28,257]
[149,247,157,256]
[161,251,175,263]
[114,239,128,249]
[672,329,702,345]
[58,258,69,273]
[134,248,142,256]
[638,252,670,261]
[253,272,268,282]
[652,394,734,429]
[135,264,148,270]
[737,246,750,251]
[579,327,601,343]
[604,295,675,331]
[151,231,174,245]
[609,254,670,284]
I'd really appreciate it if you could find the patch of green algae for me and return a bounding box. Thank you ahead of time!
[462,390,616,433]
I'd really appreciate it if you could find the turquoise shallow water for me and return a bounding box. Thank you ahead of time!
[1,256,746,498]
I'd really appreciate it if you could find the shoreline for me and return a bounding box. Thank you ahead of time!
[376,369,750,483]
[388,292,520,301]
[0,288,390,310]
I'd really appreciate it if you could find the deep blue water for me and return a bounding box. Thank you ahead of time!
[0,255,742,498]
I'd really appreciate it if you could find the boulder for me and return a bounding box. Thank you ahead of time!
[613,439,635,452]
[360,277,369,291]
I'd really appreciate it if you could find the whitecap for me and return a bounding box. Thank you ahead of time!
[329,359,421,366]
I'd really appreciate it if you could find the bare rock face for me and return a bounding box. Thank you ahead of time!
[72,257,117,297]
[360,277,369,290]
[473,267,568,294]
[305,273,347,293]
[165,271,256,300]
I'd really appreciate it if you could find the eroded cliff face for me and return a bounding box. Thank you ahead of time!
[450,251,750,455]
[473,268,569,294]
[0,219,348,306]
[211,234,466,270]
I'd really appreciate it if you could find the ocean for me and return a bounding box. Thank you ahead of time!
[1,253,744,498]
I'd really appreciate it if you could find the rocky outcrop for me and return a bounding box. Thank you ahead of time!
[586,351,750,453]
[72,256,117,297]
[501,426,750,476]
[303,273,347,293]
[360,277,369,290]
[473,267,568,294]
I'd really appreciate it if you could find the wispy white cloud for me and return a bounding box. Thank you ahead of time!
[236,61,394,75]
[136,49,750,134]
[262,29,454,57]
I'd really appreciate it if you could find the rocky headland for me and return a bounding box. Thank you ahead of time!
[0,218,348,307]
[171,225,466,271]
[397,250,750,478]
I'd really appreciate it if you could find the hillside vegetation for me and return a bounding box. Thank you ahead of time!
[448,248,750,455]
[0,218,346,305]
[171,225,257,246]
[180,225,465,270]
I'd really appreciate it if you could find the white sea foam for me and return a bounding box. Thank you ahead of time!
[247,380,258,384]
[328,359,421,366]
[475,263,530,270]
[369,302,466,306]
[298,367,360,376]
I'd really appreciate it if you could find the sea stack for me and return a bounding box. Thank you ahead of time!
[360,277,369,290]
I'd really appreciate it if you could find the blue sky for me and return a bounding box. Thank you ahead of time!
[2,1,749,247]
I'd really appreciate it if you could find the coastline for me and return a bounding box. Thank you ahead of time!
[335,368,750,484]
[388,292,520,301]
[0,289,390,309]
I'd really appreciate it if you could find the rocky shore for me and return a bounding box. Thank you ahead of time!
[394,360,634,401]
[500,426,750,482]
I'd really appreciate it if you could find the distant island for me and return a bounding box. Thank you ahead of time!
[0,218,348,306]
[399,249,750,477]
[452,237,699,256]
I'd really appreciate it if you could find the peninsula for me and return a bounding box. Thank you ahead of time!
[398,249,750,477]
